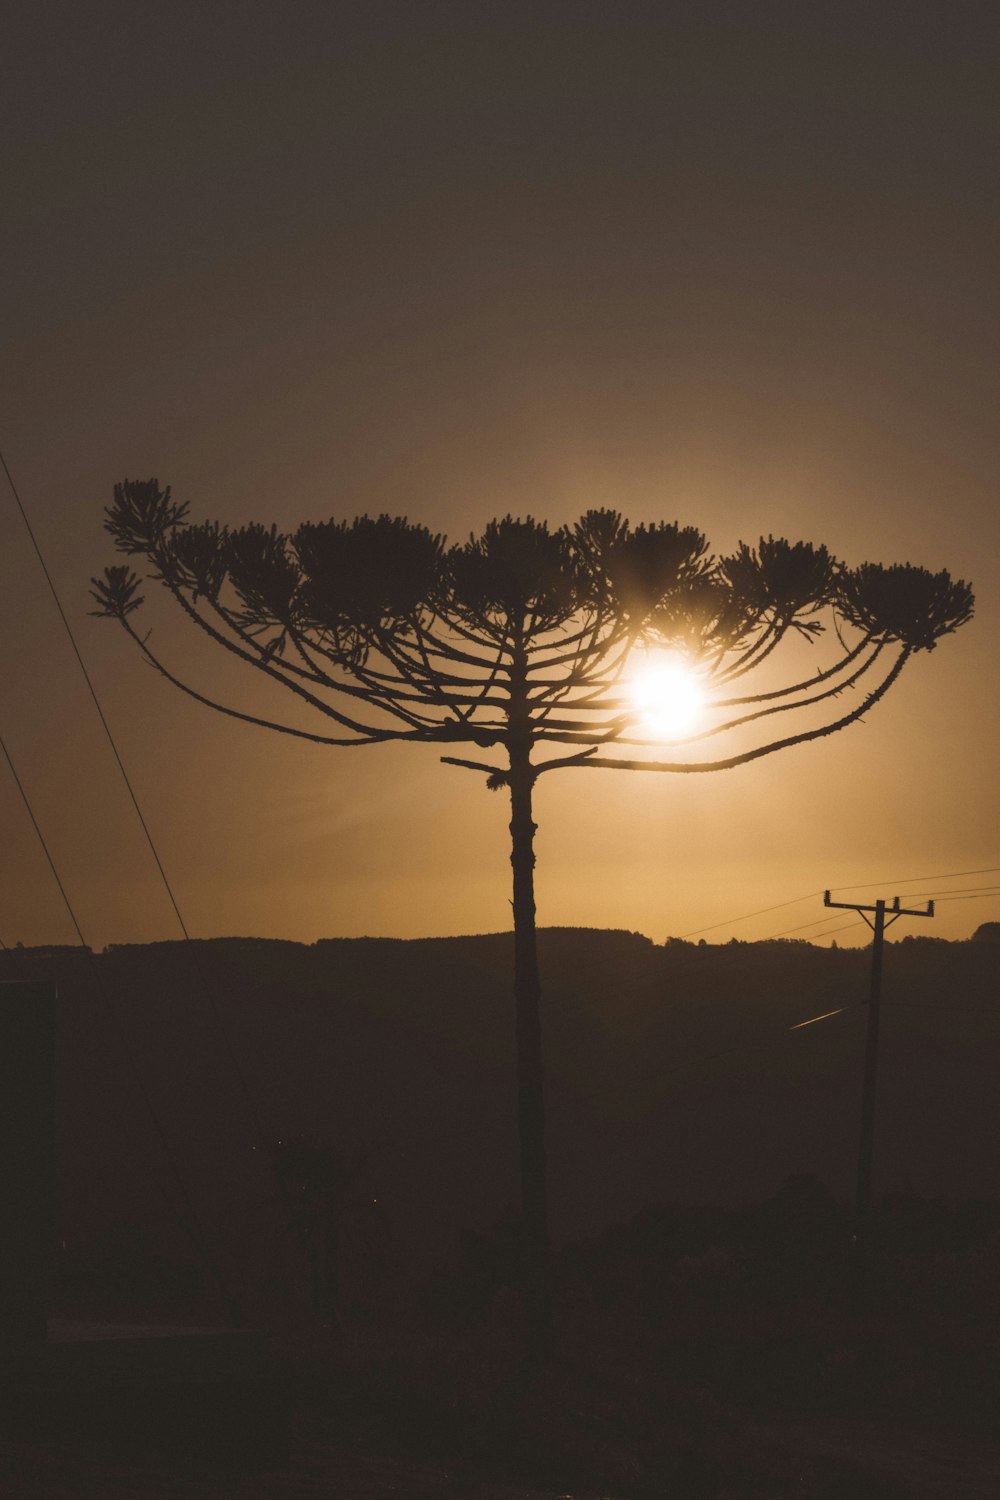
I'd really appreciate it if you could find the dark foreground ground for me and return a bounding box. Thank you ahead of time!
[2,935,996,1495]
[1,1414,999,1499]
[6,1184,996,1498]
[10,1209,1000,1500]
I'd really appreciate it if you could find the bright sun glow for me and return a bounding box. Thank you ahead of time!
[629,654,706,739]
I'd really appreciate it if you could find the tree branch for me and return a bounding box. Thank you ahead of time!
[440,754,506,778]
[551,649,911,772]
[533,746,601,775]
[713,631,872,706]
[150,567,391,737]
[117,618,411,746]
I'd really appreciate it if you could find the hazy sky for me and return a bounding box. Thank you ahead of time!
[2,1,997,950]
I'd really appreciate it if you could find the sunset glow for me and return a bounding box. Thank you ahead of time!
[628,654,706,740]
[0,3,992,961]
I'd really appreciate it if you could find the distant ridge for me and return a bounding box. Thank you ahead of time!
[1,927,996,1310]
[93,925,656,956]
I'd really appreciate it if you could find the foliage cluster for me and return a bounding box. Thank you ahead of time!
[90,479,974,776]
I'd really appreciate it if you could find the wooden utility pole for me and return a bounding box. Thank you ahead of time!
[823,891,934,1269]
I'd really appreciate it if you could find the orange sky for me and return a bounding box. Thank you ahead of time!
[2,3,997,951]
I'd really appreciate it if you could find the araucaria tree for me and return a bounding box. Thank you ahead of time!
[92,481,973,1358]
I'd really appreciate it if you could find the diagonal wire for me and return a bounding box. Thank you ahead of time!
[789,1006,852,1031]
[1,446,266,1143]
[1,733,88,948]
[0,727,244,1321]
[679,890,823,938]
[931,890,1000,903]
[766,911,862,941]
[679,867,1000,940]
[832,866,1000,892]
[1,450,191,936]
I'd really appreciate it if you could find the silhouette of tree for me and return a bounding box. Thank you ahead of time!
[91,481,974,1359]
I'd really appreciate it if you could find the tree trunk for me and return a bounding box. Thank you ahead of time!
[507,742,552,1363]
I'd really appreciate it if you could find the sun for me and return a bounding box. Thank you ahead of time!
[628,652,706,739]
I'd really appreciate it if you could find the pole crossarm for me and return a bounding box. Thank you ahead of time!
[824,890,934,931]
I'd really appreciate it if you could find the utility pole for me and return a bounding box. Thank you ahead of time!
[823,891,934,1273]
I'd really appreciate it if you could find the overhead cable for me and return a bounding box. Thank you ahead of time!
[1,447,266,1142]
[1,732,88,947]
[0,726,243,1321]
[679,866,1000,940]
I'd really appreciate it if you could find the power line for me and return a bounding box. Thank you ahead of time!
[922,883,1000,895]
[833,866,1000,891]
[788,1005,852,1031]
[815,918,870,942]
[0,727,243,1320]
[864,884,1000,901]
[678,867,1000,941]
[928,889,1000,904]
[765,911,862,941]
[1,732,89,948]
[1,446,266,1143]
[679,890,822,938]
[1,450,192,935]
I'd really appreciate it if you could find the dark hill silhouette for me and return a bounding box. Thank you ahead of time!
[2,929,996,1320]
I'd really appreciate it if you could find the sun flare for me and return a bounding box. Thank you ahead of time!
[629,654,706,740]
